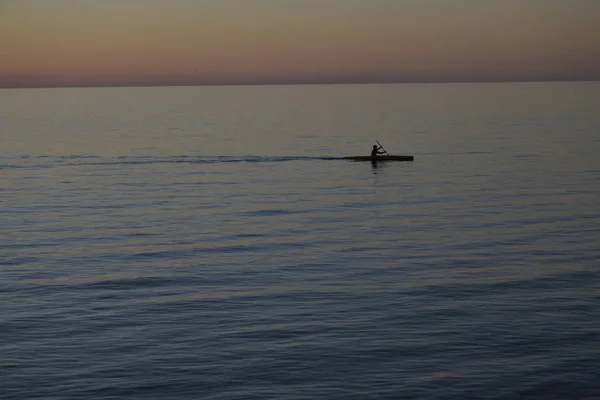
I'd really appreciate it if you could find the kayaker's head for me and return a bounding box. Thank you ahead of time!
[373,145,377,149]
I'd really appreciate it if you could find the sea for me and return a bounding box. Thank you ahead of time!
[1,82,599,399]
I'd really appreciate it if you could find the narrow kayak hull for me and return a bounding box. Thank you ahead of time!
[343,155,414,161]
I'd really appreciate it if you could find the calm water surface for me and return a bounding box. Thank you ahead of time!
[1,82,600,399]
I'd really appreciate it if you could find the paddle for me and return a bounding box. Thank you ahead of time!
[376,140,390,155]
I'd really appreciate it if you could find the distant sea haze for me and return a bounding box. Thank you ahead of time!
[2,82,599,399]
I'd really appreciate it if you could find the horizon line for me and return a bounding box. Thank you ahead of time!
[1,77,599,90]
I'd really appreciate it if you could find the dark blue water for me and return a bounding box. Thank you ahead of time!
[2,82,599,399]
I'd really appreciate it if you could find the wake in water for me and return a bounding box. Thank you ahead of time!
[2,155,343,169]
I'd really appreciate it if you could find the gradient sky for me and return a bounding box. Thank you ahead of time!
[2,0,600,87]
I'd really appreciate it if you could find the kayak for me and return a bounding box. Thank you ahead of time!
[343,155,414,161]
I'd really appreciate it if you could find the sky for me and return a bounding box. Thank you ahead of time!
[1,0,600,88]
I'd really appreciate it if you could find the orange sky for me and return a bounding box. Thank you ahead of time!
[1,0,600,87]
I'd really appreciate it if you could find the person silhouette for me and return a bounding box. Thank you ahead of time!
[371,145,385,157]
